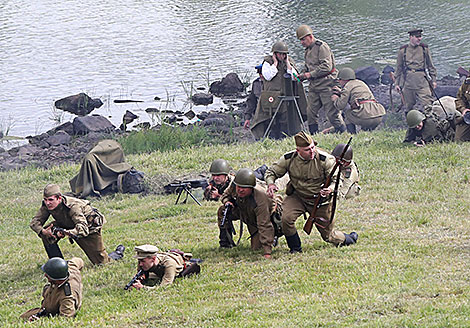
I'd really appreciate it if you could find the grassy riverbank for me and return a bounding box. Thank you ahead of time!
[0,130,469,327]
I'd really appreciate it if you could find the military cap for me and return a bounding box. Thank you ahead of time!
[408,28,423,37]
[43,184,61,197]
[134,244,159,259]
[294,131,317,147]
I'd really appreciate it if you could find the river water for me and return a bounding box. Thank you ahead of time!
[1,0,469,139]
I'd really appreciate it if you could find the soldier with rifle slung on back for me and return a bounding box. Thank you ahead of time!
[265,131,357,253]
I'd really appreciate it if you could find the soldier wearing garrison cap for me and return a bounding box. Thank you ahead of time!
[30,184,125,265]
[395,28,437,112]
[265,131,358,253]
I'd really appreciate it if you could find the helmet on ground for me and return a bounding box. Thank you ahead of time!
[406,110,425,128]
[234,168,256,188]
[338,68,356,80]
[209,159,230,175]
[41,257,69,280]
[296,25,313,39]
[331,143,353,161]
[272,41,289,54]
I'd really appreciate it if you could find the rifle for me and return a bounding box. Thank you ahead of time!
[220,202,241,246]
[457,66,469,78]
[303,137,352,235]
[52,226,79,243]
[390,72,405,111]
[424,75,448,117]
[124,269,145,290]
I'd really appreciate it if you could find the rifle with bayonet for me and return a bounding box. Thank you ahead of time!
[303,137,352,235]
[124,269,145,290]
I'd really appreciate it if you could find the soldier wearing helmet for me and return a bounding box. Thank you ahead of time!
[20,257,84,321]
[331,143,361,199]
[295,24,346,134]
[30,184,125,265]
[331,67,386,133]
[404,108,455,146]
[204,159,234,201]
[265,131,358,253]
[249,41,307,140]
[217,168,280,258]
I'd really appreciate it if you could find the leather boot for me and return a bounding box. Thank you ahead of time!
[309,124,319,135]
[334,124,346,133]
[109,244,125,260]
[340,232,358,247]
[285,232,302,253]
[219,228,234,248]
[346,123,357,134]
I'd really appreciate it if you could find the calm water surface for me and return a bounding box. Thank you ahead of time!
[1,0,469,137]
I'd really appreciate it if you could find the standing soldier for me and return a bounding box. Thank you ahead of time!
[204,159,233,201]
[243,64,264,130]
[395,28,437,112]
[332,68,386,133]
[20,257,84,321]
[250,41,307,140]
[331,143,361,199]
[30,184,124,265]
[265,131,357,253]
[296,24,346,134]
[455,74,470,141]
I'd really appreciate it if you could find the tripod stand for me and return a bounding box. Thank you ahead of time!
[263,73,306,139]
[175,183,202,206]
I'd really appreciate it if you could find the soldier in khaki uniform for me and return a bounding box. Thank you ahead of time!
[395,28,437,112]
[217,168,278,258]
[403,109,455,146]
[265,131,357,253]
[331,143,361,199]
[332,68,386,133]
[20,257,83,321]
[296,25,346,134]
[243,64,264,130]
[30,184,124,265]
[250,41,307,140]
[455,75,470,141]
[204,159,233,201]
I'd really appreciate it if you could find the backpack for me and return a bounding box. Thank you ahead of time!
[117,168,145,194]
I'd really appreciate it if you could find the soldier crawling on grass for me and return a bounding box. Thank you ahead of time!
[403,108,455,146]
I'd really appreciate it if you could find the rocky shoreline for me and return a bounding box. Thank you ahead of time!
[0,66,464,171]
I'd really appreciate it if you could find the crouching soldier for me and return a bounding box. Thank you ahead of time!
[404,109,455,146]
[217,168,281,259]
[331,143,361,199]
[20,257,84,321]
[204,159,233,201]
[30,184,124,265]
[127,245,201,290]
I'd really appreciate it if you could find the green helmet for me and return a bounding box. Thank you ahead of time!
[338,68,356,80]
[296,24,313,39]
[41,257,69,280]
[234,168,256,188]
[331,143,353,161]
[209,159,230,175]
[406,110,425,128]
[272,41,289,54]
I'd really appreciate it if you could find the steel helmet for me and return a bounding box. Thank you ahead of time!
[338,68,356,80]
[234,168,256,188]
[272,41,289,54]
[406,110,425,128]
[209,159,230,175]
[331,143,353,161]
[41,257,69,280]
[296,25,313,40]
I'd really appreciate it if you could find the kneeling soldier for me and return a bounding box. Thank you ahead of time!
[204,159,233,201]
[20,257,84,321]
[218,168,279,259]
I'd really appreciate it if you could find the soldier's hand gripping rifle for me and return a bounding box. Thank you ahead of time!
[52,226,79,243]
[220,202,240,246]
[124,269,145,290]
[303,137,352,235]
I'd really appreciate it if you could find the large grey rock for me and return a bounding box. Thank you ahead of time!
[209,73,245,96]
[73,115,115,135]
[54,93,103,116]
[45,131,72,146]
[191,93,213,105]
[355,66,380,85]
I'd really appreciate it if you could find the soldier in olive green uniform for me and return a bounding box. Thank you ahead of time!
[395,28,437,112]
[218,168,278,258]
[332,68,386,133]
[403,109,455,146]
[204,159,234,201]
[265,132,357,252]
[331,143,361,199]
[296,25,346,134]
[250,41,307,140]
[243,64,264,130]
[30,184,124,265]
[455,75,470,141]
[20,257,83,321]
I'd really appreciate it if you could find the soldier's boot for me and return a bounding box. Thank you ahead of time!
[45,242,64,259]
[109,244,125,260]
[219,228,234,248]
[334,124,347,133]
[346,123,357,134]
[285,232,302,253]
[309,124,319,135]
[340,232,358,247]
